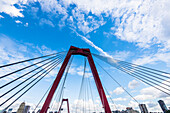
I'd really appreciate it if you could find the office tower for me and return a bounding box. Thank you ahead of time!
[139,104,148,113]
[17,102,25,113]
[23,106,30,113]
[158,100,168,113]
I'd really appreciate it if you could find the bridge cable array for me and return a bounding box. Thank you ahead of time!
[0,51,66,69]
[96,61,139,104]
[33,83,53,112]
[0,51,67,110]
[75,57,97,113]
[0,55,63,96]
[92,53,170,96]
[75,57,87,113]
[1,50,169,112]
[50,56,73,112]
[87,74,96,112]
[57,56,73,111]
[103,85,118,110]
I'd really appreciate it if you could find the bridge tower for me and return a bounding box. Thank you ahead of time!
[40,46,112,113]
[58,98,70,113]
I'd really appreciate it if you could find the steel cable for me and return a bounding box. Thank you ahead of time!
[75,58,86,113]
[0,51,66,68]
[56,56,73,112]
[0,55,63,89]
[116,63,170,88]
[3,57,63,110]
[96,62,139,104]
[0,55,64,97]
[0,53,65,79]
[92,53,170,79]
[0,57,63,107]
[33,84,53,112]
[87,77,96,112]
[93,54,170,96]
[103,85,118,111]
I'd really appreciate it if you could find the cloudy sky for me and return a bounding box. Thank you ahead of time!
[0,0,170,112]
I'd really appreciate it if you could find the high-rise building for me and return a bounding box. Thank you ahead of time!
[17,102,25,113]
[158,100,168,113]
[23,106,30,113]
[139,104,148,113]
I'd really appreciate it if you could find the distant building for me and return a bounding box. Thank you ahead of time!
[23,106,30,113]
[120,110,127,113]
[126,107,139,113]
[8,108,13,113]
[139,104,148,113]
[17,102,25,113]
[158,100,168,113]
[112,110,121,113]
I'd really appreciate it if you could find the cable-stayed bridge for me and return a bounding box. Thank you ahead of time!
[0,46,169,113]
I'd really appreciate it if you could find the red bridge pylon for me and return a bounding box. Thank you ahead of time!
[58,98,70,113]
[40,46,111,113]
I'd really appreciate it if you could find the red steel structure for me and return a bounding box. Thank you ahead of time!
[58,98,70,113]
[40,46,111,113]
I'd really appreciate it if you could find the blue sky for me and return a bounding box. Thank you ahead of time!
[0,0,170,112]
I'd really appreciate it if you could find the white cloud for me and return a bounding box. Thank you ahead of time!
[112,97,127,101]
[140,86,169,98]
[1,0,170,58]
[64,0,129,16]
[71,8,106,34]
[131,79,170,111]
[145,101,161,112]
[66,65,93,78]
[0,34,66,112]
[61,0,170,50]
[128,80,140,89]
[112,51,131,61]
[112,0,170,49]
[39,18,55,27]
[73,30,112,58]
[134,94,154,101]
[15,20,22,24]
[113,87,124,95]
[24,23,28,27]
[72,99,100,113]
[0,34,59,81]
[38,0,67,15]
[0,15,4,18]
[1,0,170,51]
[133,52,170,66]
[0,0,25,17]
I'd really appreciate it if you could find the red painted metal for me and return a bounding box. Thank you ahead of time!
[40,47,72,113]
[58,98,70,113]
[87,53,111,113]
[40,46,111,113]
